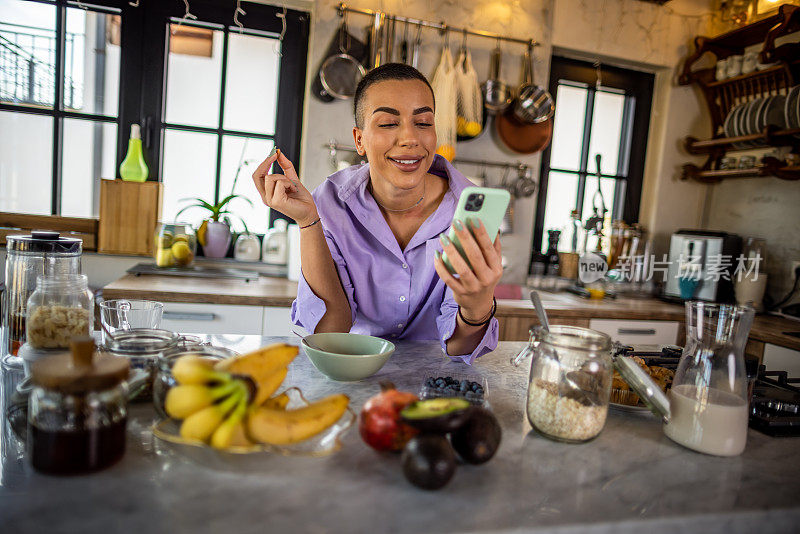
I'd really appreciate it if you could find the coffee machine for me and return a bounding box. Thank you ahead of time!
[663,230,742,303]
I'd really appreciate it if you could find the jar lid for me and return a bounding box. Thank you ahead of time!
[613,355,670,419]
[31,337,130,394]
[103,328,180,356]
[6,231,82,254]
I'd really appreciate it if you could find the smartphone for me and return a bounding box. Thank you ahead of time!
[441,186,510,274]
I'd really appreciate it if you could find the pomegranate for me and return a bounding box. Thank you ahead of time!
[359,382,419,452]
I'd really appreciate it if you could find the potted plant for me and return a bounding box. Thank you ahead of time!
[176,194,252,258]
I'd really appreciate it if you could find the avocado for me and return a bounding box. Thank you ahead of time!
[401,434,457,490]
[450,407,502,464]
[400,398,472,433]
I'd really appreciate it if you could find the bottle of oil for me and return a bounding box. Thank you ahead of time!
[119,124,148,182]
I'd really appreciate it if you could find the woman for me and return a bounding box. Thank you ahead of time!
[252,64,501,363]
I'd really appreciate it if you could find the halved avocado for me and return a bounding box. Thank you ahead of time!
[400,398,472,433]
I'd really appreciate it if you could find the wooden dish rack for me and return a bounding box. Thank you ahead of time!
[678,4,800,183]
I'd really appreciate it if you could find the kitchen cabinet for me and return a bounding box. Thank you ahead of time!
[161,302,264,335]
[588,319,680,346]
[262,306,295,337]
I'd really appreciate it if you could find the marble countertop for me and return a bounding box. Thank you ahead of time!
[3,337,798,534]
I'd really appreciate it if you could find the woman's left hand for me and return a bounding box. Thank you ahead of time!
[433,218,503,323]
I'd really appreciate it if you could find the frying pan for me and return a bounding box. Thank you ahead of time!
[514,45,554,124]
[496,105,553,154]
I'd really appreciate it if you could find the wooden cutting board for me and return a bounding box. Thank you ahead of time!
[98,179,162,256]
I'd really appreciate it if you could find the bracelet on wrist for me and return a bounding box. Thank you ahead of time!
[300,217,321,230]
[458,297,497,327]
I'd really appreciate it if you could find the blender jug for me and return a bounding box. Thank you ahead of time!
[3,232,82,356]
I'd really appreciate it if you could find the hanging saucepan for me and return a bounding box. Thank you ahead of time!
[496,106,553,154]
[514,44,554,124]
[312,17,368,102]
[514,165,537,197]
[482,41,513,115]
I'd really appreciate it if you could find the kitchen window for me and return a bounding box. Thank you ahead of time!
[531,56,654,260]
[0,0,309,233]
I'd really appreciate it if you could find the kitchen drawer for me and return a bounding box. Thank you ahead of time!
[588,319,679,346]
[161,302,263,336]
[763,344,800,377]
[262,306,294,337]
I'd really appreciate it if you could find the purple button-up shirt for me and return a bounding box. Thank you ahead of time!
[291,155,498,364]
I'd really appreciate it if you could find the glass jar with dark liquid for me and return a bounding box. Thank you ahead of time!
[28,338,130,474]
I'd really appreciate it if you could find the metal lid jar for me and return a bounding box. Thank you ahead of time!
[26,274,93,350]
[102,328,181,401]
[513,325,613,443]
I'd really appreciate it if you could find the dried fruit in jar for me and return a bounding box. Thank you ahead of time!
[27,305,90,349]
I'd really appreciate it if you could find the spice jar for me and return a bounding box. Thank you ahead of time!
[513,325,613,443]
[26,274,93,350]
[102,328,181,401]
[28,337,130,474]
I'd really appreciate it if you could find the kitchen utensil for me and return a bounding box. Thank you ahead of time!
[785,85,800,131]
[664,230,742,303]
[715,58,728,81]
[369,12,385,69]
[496,106,553,154]
[513,45,554,124]
[399,20,409,64]
[301,333,395,381]
[3,232,82,356]
[615,302,754,456]
[742,51,758,74]
[514,166,537,197]
[726,54,743,78]
[410,22,422,68]
[99,300,164,344]
[315,18,367,101]
[384,16,395,63]
[529,290,549,330]
[481,41,513,115]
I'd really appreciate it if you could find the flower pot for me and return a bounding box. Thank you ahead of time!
[202,221,231,258]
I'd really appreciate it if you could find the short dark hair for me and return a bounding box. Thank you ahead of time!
[353,63,435,129]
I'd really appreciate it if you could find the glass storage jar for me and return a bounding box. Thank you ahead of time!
[102,328,181,401]
[26,274,93,350]
[28,338,130,474]
[152,345,238,419]
[513,325,613,443]
[154,223,196,268]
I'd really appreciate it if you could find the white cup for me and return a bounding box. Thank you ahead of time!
[742,52,758,74]
[735,273,768,312]
[716,58,728,81]
[727,55,743,78]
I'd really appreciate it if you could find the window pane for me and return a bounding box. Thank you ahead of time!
[218,136,273,233]
[581,177,617,253]
[223,32,280,135]
[548,84,587,172]
[161,128,218,225]
[63,9,120,116]
[540,171,579,254]
[0,110,52,214]
[61,118,117,217]
[587,90,625,175]
[0,0,57,108]
[164,23,223,128]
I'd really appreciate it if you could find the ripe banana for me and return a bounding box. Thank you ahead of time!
[261,392,290,410]
[216,343,297,382]
[172,355,231,385]
[210,394,254,449]
[252,366,288,406]
[247,393,349,445]
[180,387,243,442]
[165,380,240,420]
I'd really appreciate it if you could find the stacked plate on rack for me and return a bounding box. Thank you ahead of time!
[723,95,786,147]
[785,85,800,134]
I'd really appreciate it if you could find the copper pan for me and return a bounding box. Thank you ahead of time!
[495,104,553,154]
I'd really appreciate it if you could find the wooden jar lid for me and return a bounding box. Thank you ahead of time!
[31,337,130,394]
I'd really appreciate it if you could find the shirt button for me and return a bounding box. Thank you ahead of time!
[399,296,406,302]
[397,323,404,329]
[402,263,408,269]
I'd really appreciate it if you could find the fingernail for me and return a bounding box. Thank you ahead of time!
[439,233,450,247]
[269,147,278,158]
[434,251,442,262]
[453,219,464,231]
[470,217,481,229]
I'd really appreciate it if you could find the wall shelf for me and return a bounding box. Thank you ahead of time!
[684,126,800,155]
[682,157,800,183]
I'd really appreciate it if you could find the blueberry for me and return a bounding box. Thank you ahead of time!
[470,383,480,392]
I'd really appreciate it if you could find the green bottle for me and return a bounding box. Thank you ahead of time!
[119,123,149,182]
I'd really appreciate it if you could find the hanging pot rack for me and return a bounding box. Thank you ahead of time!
[326,140,534,173]
[336,2,538,48]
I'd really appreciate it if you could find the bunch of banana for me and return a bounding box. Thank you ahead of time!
[164,343,349,450]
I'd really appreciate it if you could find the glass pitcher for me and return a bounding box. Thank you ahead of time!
[513,325,613,443]
[663,301,754,456]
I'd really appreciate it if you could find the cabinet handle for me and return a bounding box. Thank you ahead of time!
[617,328,656,335]
[163,311,216,321]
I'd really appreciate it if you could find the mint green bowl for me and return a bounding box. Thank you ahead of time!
[301,333,395,381]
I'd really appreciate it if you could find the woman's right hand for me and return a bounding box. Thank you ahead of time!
[252,149,318,226]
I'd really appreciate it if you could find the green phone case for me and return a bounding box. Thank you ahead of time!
[441,186,511,274]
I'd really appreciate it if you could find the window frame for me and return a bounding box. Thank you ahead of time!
[531,56,654,259]
[1,0,309,224]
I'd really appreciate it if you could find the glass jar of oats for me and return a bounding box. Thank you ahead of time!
[513,326,613,443]
[26,274,94,350]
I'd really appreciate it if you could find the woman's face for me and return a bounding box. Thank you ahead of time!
[353,79,437,193]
